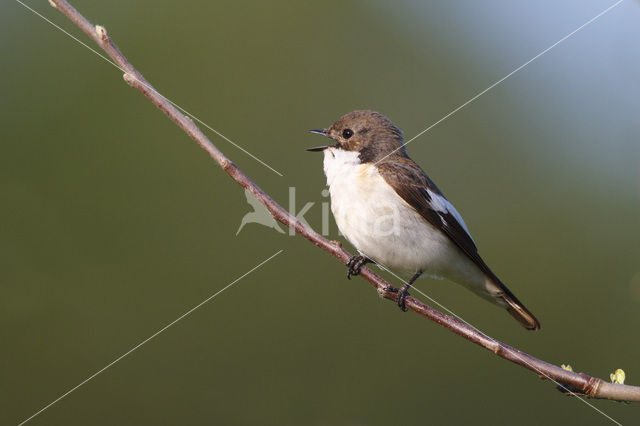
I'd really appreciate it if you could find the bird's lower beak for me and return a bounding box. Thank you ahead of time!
[307,128,329,151]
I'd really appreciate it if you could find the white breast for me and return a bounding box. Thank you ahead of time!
[322,148,485,288]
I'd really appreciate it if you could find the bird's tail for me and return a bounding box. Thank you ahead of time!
[490,280,541,330]
[502,293,541,331]
[480,275,540,330]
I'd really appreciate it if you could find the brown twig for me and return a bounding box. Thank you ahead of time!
[48,0,639,403]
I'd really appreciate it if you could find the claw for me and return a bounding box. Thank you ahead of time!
[397,285,410,312]
[346,255,370,279]
[395,270,422,312]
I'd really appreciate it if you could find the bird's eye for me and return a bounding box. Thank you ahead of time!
[342,129,354,139]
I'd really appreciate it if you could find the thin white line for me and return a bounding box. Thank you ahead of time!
[373,262,621,425]
[14,0,284,177]
[17,249,284,426]
[375,0,625,165]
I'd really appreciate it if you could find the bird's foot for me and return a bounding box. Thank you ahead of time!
[395,271,421,312]
[346,255,370,279]
[396,284,410,312]
[380,285,409,311]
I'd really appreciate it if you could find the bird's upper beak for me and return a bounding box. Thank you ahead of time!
[307,128,329,151]
[309,129,328,136]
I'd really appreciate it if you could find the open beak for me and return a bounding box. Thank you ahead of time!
[307,128,329,151]
[309,129,327,136]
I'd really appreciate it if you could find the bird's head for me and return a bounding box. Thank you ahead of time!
[308,110,406,162]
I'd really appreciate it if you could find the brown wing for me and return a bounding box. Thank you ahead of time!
[377,159,540,330]
[377,159,483,269]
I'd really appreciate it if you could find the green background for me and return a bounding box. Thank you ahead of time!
[2,1,639,424]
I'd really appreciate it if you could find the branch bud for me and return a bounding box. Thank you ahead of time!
[95,25,108,41]
[610,369,626,384]
[123,73,136,86]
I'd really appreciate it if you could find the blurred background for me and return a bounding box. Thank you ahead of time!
[2,0,639,424]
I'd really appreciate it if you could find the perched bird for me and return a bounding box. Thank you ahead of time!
[308,110,540,330]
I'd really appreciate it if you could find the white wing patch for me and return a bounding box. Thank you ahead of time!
[426,189,474,242]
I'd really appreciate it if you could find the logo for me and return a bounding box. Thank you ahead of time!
[236,187,404,238]
[236,189,285,235]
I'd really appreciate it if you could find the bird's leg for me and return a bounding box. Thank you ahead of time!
[397,270,423,312]
[346,255,372,280]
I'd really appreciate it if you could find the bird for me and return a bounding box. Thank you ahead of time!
[307,110,540,330]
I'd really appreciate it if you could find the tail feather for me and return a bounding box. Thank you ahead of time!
[482,274,540,330]
[491,279,541,331]
[502,294,541,331]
